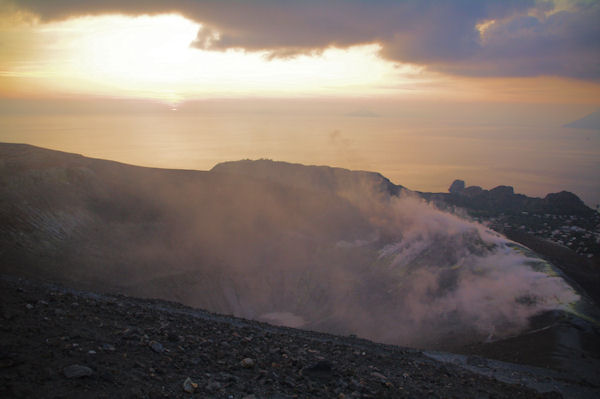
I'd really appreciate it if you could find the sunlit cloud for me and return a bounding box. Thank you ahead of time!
[0,13,425,103]
[0,1,599,104]
[6,0,600,80]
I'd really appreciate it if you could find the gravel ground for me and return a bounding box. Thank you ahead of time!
[0,275,566,399]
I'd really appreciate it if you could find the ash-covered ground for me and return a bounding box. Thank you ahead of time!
[2,274,590,399]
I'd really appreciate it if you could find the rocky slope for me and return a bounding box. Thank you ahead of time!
[0,274,578,398]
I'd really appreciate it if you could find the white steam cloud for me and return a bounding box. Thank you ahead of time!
[196,164,580,348]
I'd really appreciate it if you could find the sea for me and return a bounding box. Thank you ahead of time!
[1,106,598,206]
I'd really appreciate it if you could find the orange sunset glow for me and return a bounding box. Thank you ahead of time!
[0,0,599,204]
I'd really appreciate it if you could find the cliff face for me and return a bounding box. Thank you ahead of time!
[427,179,594,217]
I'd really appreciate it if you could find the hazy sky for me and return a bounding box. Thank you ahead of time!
[0,0,599,203]
[1,0,599,102]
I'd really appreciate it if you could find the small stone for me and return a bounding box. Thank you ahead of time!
[182,377,198,393]
[149,341,164,353]
[370,372,387,381]
[2,309,16,320]
[218,372,238,383]
[64,364,94,378]
[304,360,333,374]
[129,387,143,398]
[25,304,34,310]
[102,343,115,351]
[206,381,221,392]
[167,333,178,342]
[0,357,15,368]
[466,355,488,367]
[240,358,255,368]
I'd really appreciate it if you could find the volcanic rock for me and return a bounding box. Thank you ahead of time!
[63,364,93,378]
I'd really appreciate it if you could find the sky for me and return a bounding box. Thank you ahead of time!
[1,0,599,102]
[0,0,599,203]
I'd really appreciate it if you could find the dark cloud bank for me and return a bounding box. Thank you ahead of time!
[9,0,600,79]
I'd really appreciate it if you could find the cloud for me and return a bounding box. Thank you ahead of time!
[435,3,600,78]
[8,0,600,79]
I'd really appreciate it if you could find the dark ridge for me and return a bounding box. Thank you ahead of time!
[211,159,404,197]
[421,179,594,217]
